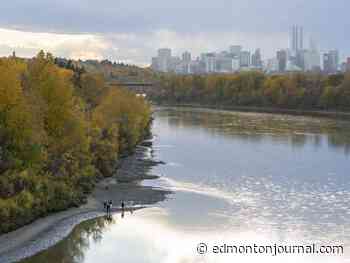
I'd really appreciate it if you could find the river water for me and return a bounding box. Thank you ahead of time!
[21,107,350,263]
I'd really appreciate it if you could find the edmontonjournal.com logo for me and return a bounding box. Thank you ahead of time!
[196,242,344,257]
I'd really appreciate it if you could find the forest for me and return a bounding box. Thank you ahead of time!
[150,72,350,111]
[0,51,151,234]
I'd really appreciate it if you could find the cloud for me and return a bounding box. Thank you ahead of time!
[1,0,349,36]
[0,0,349,64]
[0,28,288,66]
[0,28,109,60]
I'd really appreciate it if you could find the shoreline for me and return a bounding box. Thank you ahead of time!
[154,103,350,120]
[0,144,170,263]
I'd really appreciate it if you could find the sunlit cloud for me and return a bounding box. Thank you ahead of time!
[0,28,108,60]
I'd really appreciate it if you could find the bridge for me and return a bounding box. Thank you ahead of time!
[107,81,154,95]
[111,82,153,87]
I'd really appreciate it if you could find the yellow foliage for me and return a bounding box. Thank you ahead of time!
[0,51,152,234]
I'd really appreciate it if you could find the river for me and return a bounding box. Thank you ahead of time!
[20,107,350,263]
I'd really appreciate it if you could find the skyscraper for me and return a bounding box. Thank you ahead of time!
[201,53,217,73]
[290,25,304,53]
[229,45,242,57]
[304,38,320,71]
[157,48,172,72]
[240,51,251,67]
[251,49,262,68]
[151,57,159,71]
[277,50,287,72]
[304,50,320,71]
[296,50,306,70]
[158,48,171,58]
[323,50,339,74]
[182,51,191,62]
[347,58,350,72]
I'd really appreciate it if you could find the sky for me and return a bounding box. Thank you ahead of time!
[0,0,348,66]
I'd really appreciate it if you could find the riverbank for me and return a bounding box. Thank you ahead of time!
[154,103,350,120]
[0,143,170,263]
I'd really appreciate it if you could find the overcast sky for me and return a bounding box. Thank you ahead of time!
[0,0,348,66]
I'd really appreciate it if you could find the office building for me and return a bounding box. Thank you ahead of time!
[168,56,181,72]
[323,50,339,74]
[158,48,172,72]
[240,51,251,67]
[151,27,347,75]
[304,50,321,71]
[346,57,350,72]
[158,48,171,58]
[303,38,321,71]
[290,25,304,53]
[341,62,347,73]
[296,50,306,70]
[251,49,262,68]
[277,50,287,72]
[202,53,217,73]
[216,56,240,73]
[229,45,242,57]
[182,51,191,62]
[151,57,159,71]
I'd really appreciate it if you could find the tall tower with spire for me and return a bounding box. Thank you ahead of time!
[290,25,304,53]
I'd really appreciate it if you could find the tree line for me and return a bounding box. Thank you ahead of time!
[150,72,350,111]
[0,51,151,234]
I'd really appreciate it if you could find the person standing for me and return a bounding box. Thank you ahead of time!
[109,200,113,215]
[103,200,108,214]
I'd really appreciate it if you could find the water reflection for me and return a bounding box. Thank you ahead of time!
[20,107,350,263]
[150,107,350,258]
[21,206,349,263]
[159,107,350,154]
[21,216,115,263]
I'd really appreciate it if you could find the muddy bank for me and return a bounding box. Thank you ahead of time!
[0,143,171,263]
[154,103,350,120]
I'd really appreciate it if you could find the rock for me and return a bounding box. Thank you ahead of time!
[116,174,160,183]
[114,144,163,184]
[140,141,153,147]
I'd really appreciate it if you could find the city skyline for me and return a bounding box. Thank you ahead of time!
[151,25,346,74]
[1,26,347,67]
[0,0,349,66]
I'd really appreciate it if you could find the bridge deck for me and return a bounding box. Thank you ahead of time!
[107,82,153,87]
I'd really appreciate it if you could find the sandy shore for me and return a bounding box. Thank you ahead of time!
[0,143,171,263]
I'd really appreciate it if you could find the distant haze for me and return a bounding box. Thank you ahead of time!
[0,0,348,65]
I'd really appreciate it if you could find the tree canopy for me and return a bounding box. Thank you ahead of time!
[0,52,151,234]
[150,72,350,111]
